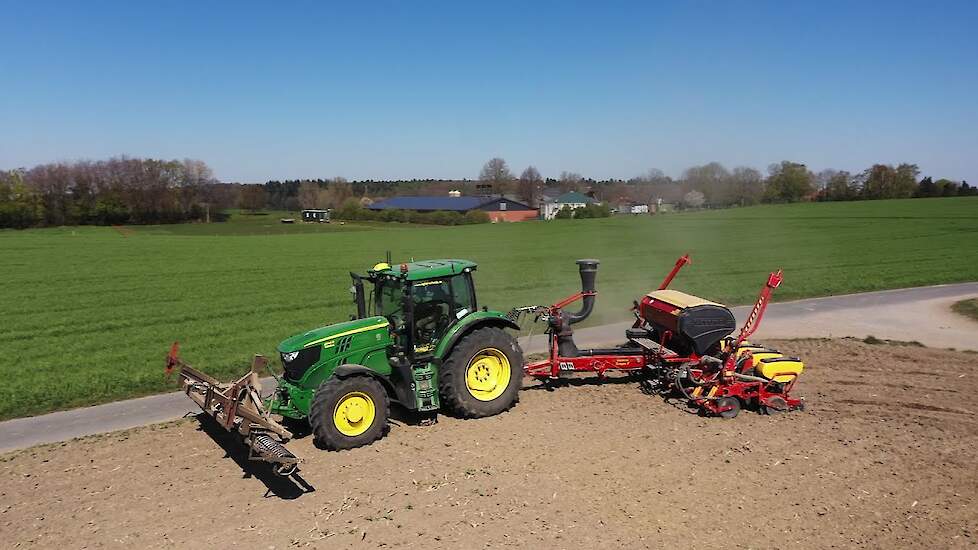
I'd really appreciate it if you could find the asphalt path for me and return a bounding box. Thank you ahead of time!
[1,282,975,454]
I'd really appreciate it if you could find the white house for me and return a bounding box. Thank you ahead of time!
[542,191,597,220]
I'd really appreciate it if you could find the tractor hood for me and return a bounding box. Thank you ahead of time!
[277,316,391,353]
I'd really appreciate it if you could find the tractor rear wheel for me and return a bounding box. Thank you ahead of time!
[439,327,523,418]
[310,376,389,450]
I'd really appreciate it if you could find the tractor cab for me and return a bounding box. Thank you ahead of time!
[351,259,479,358]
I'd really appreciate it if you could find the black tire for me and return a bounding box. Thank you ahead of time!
[309,375,389,450]
[439,327,523,418]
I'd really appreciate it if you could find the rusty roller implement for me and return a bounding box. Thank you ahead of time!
[166,343,300,476]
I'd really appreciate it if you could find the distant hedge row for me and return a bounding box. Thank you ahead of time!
[334,199,490,225]
[553,203,611,219]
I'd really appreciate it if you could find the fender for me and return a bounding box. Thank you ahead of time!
[434,311,520,360]
[331,363,411,406]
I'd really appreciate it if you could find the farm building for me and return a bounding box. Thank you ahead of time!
[368,195,538,222]
[541,191,598,220]
[614,201,650,215]
[301,209,330,222]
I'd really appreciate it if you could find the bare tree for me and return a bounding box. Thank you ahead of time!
[857,163,918,200]
[479,157,512,194]
[239,184,268,212]
[729,166,764,206]
[518,166,542,205]
[597,181,632,204]
[682,162,731,206]
[635,168,671,185]
[558,171,584,193]
[177,159,213,214]
[319,178,354,208]
[628,168,680,205]
[823,171,857,201]
[297,181,319,209]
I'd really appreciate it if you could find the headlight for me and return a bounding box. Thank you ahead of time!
[282,351,299,363]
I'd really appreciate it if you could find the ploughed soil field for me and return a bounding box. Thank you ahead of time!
[2,339,977,549]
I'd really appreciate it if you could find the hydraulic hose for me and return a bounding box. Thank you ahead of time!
[732,372,771,384]
[673,357,723,401]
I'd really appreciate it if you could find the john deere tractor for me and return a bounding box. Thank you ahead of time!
[170,258,523,470]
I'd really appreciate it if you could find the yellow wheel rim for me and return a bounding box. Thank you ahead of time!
[465,348,512,402]
[333,391,376,437]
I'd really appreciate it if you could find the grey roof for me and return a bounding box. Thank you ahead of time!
[367,195,535,212]
[551,191,596,204]
[368,196,487,211]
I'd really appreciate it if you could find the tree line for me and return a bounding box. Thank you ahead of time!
[256,178,477,211]
[2,155,973,229]
[190,157,978,220]
[473,158,976,209]
[0,157,235,229]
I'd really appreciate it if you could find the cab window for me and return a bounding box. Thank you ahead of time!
[376,279,403,322]
[451,273,475,318]
[411,279,453,348]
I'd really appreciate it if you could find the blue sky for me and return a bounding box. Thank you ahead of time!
[2,1,976,183]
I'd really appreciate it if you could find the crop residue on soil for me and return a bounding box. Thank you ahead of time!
[2,339,976,548]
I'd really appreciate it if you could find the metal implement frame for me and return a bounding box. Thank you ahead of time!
[525,254,695,380]
[523,255,804,417]
[167,342,301,475]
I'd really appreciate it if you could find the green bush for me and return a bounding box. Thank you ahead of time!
[573,203,611,219]
[554,205,574,219]
[405,210,425,224]
[0,173,41,229]
[382,208,409,223]
[336,197,366,220]
[463,209,490,224]
[332,201,490,226]
[428,211,452,225]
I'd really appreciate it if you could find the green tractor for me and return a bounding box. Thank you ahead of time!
[169,259,523,473]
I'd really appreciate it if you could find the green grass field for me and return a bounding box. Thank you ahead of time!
[2,197,976,420]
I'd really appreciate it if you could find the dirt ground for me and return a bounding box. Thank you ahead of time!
[2,339,977,549]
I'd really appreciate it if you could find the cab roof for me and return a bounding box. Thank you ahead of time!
[369,259,477,281]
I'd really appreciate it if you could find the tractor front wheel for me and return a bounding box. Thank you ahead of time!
[439,327,523,418]
[310,376,390,450]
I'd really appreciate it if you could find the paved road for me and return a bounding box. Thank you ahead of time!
[1,283,975,454]
[577,281,978,352]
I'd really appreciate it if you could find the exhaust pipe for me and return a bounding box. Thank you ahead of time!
[565,259,599,325]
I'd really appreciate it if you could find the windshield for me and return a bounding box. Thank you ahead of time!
[375,278,403,320]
